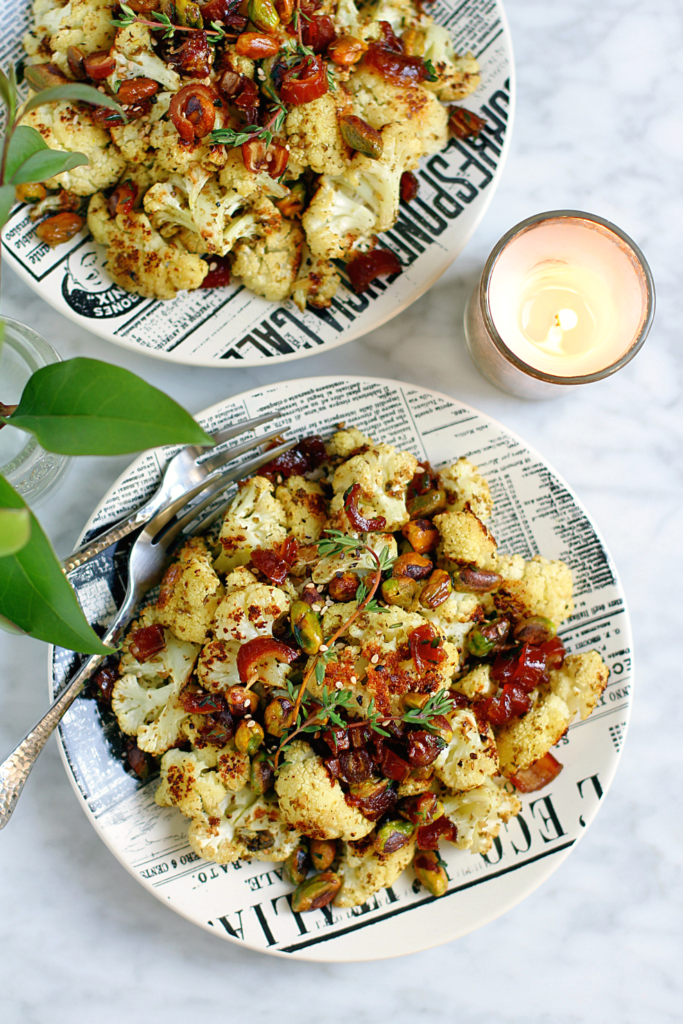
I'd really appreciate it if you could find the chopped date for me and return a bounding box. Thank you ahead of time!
[261,434,326,477]
[378,745,412,782]
[449,106,487,138]
[129,623,166,663]
[480,683,531,726]
[125,739,150,779]
[336,749,373,783]
[347,779,397,820]
[346,248,402,294]
[196,708,235,746]
[400,171,419,203]
[167,32,212,77]
[92,665,118,705]
[364,43,431,86]
[323,727,350,754]
[491,638,566,692]
[409,623,447,673]
[251,547,291,585]
[510,751,564,793]
[416,815,457,850]
[406,729,445,767]
[397,792,440,826]
[179,688,227,714]
[201,255,231,288]
[343,482,386,532]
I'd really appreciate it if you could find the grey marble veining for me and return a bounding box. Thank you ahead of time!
[1,0,682,1020]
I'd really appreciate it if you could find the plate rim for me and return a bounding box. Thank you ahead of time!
[50,372,632,960]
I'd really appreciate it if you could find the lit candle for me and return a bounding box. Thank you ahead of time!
[464,212,655,399]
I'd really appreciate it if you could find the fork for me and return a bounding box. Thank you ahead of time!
[62,411,283,575]
[0,435,297,829]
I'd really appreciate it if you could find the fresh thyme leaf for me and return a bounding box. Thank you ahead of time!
[326,64,336,92]
[423,58,439,83]
[314,660,325,684]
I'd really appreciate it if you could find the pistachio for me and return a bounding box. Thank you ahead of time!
[402,692,431,711]
[401,518,440,554]
[452,566,502,593]
[392,552,433,580]
[274,0,294,23]
[381,576,417,609]
[247,0,280,33]
[328,571,361,602]
[225,685,259,717]
[309,839,336,871]
[24,63,69,90]
[234,719,264,755]
[427,715,453,745]
[284,839,310,885]
[291,871,342,912]
[373,819,415,855]
[290,600,323,655]
[275,181,307,219]
[398,792,439,826]
[250,750,274,794]
[339,114,383,159]
[264,695,296,736]
[467,617,511,657]
[419,569,452,609]
[513,616,557,645]
[413,849,448,897]
[175,0,203,26]
[407,489,447,519]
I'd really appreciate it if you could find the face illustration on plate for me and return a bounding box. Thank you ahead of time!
[62,247,145,319]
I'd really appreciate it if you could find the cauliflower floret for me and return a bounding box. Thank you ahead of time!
[214,476,288,573]
[325,427,372,459]
[285,91,350,176]
[416,589,483,667]
[312,532,397,585]
[112,675,192,755]
[357,0,421,34]
[214,583,290,643]
[292,246,341,311]
[25,0,116,74]
[434,708,499,791]
[302,123,422,259]
[418,26,481,102]
[197,637,292,690]
[23,102,126,196]
[275,476,328,544]
[438,457,493,520]
[329,441,417,531]
[441,778,522,854]
[275,742,375,841]
[154,537,223,645]
[119,612,200,686]
[231,215,305,301]
[87,191,208,298]
[237,795,302,862]
[335,0,362,33]
[155,747,231,819]
[493,554,574,626]
[452,663,497,701]
[108,24,181,92]
[333,837,416,908]
[347,67,448,157]
[495,689,573,776]
[149,119,228,176]
[550,651,609,721]
[434,509,498,569]
[144,175,257,257]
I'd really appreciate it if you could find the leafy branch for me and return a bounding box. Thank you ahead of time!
[209,88,287,149]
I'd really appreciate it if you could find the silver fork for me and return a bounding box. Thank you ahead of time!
[0,435,297,829]
[62,412,283,575]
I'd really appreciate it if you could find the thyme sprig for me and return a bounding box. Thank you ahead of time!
[112,3,226,42]
[209,88,287,149]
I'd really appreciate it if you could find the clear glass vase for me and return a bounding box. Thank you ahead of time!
[0,317,71,505]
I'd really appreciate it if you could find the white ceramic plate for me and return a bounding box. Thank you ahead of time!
[49,376,633,961]
[2,0,513,367]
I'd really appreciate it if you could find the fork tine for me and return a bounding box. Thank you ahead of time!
[197,424,288,475]
[204,411,280,448]
[156,439,298,548]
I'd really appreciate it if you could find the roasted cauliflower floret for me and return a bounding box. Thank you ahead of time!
[302,123,422,259]
[434,509,498,569]
[23,102,126,196]
[416,590,483,666]
[237,795,302,862]
[285,91,350,176]
[414,25,480,102]
[119,612,200,686]
[434,708,499,791]
[312,532,397,586]
[441,777,522,854]
[325,427,372,459]
[87,191,208,298]
[149,119,228,176]
[550,651,609,721]
[452,663,497,701]
[275,476,328,544]
[155,747,231,819]
[144,175,258,257]
[231,215,304,301]
[493,554,574,625]
[275,742,375,841]
[214,583,290,643]
[197,636,292,690]
[495,689,573,776]
[214,476,288,573]
[292,247,341,311]
[438,457,493,519]
[348,67,448,156]
[108,23,181,92]
[25,0,116,74]
[112,675,191,755]
[329,441,417,531]
[333,837,416,907]
[155,537,223,645]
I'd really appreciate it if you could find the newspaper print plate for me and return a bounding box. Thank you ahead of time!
[49,377,632,960]
[3,0,513,367]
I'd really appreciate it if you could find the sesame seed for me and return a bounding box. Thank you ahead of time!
[97,86,106,93]
[247,720,256,728]
[335,682,343,690]
[350,675,357,684]
[371,654,379,664]
[305,582,316,590]
[319,644,329,652]
[312,603,323,612]
[209,262,217,271]
[414,467,426,474]
[244,713,252,719]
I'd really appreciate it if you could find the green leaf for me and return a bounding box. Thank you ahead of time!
[11,148,89,184]
[4,125,48,182]
[0,507,31,556]
[0,475,113,654]
[0,183,15,229]
[20,83,124,121]
[8,357,213,455]
[0,67,16,122]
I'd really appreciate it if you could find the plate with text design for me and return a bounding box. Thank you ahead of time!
[2,0,513,366]
[49,376,632,960]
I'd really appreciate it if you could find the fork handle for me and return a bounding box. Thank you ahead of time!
[0,643,114,829]
[61,514,147,574]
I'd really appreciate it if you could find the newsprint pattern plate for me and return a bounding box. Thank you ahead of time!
[2,0,513,367]
[49,377,633,960]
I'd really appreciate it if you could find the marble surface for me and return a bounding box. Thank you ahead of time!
[1,0,682,1019]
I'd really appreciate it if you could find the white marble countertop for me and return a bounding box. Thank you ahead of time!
[1,0,681,1019]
